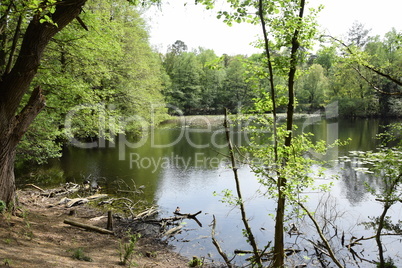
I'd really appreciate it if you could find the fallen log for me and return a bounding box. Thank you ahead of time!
[163,225,182,237]
[66,198,89,208]
[63,219,114,235]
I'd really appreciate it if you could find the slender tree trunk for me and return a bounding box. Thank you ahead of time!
[224,109,262,266]
[272,1,305,266]
[375,203,390,268]
[0,0,87,208]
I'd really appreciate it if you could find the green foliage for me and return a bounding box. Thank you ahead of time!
[161,28,400,118]
[296,64,327,111]
[118,232,141,266]
[325,27,402,117]
[71,248,93,262]
[16,0,168,164]
[376,257,397,268]
[0,200,6,214]
[2,259,12,266]
[162,44,257,114]
[357,146,402,202]
[242,116,336,203]
[188,256,203,267]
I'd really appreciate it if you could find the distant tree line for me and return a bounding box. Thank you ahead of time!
[161,23,401,117]
[161,40,258,114]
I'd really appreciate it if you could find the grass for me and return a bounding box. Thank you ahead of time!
[70,248,93,262]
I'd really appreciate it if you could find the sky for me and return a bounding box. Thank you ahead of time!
[142,0,401,56]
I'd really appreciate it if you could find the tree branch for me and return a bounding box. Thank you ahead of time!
[324,35,402,88]
[11,86,46,145]
[211,215,234,267]
[5,15,22,74]
[352,66,402,95]
[299,202,344,268]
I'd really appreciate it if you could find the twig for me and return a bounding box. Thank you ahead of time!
[25,184,45,192]
[211,215,234,267]
[299,202,344,268]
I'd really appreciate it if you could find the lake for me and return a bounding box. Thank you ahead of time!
[17,115,402,267]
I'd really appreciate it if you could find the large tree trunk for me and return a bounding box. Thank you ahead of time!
[0,0,87,208]
[0,87,45,207]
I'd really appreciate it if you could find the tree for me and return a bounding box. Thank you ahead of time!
[221,55,254,112]
[197,0,322,266]
[296,63,327,110]
[0,0,88,208]
[197,48,226,113]
[163,49,203,114]
[347,21,371,48]
[0,0,160,209]
[15,1,168,165]
[314,45,338,75]
[325,28,402,117]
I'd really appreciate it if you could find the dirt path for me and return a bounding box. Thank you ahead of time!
[0,190,190,267]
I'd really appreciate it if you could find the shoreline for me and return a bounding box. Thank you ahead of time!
[0,189,191,268]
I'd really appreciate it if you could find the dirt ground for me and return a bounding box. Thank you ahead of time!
[0,190,192,268]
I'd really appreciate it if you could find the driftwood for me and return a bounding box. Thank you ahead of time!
[174,210,201,218]
[25,184,45,192]
[42,182,81,197]
[134,207,158,220]
[163,225,183,237]
[51,194,108,208]
[63,219,114,235]
[173,210,203,227]
[66,198,89,208]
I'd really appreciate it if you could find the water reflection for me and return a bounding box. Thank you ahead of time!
[16,117,402,265]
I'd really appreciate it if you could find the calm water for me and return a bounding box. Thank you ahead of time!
[18,116,402,266]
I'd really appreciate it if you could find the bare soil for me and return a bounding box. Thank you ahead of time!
[0,190,190,268]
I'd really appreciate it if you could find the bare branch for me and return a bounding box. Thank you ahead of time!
[211,215,234,267]
[299,202,344,268]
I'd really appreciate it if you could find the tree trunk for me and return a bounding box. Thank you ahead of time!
[376,203,391,268]
[0,145,17,208]
[272,1,305,266]
[0,87,46,207]
[0,0,87,209]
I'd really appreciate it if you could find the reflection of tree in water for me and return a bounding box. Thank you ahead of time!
[339,158,374,206]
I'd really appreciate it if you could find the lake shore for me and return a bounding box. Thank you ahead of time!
[0,189,191,268]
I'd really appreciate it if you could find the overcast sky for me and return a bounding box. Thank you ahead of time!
[143,0,401,55]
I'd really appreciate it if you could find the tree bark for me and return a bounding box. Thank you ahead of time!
[0,86,45,207]
[0,0,87,208]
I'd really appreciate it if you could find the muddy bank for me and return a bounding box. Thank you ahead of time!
[0,189,194,268]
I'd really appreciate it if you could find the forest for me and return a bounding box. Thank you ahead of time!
[3,2,399,166]
[163,27,401,117]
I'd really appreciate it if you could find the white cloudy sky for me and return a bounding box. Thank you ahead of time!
[143,0,401,55]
